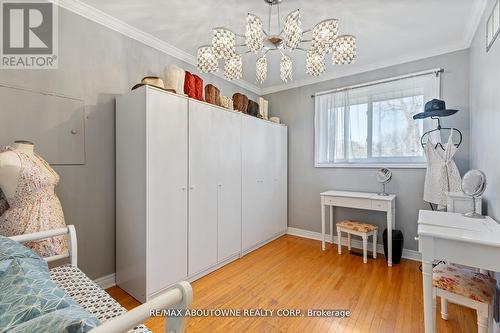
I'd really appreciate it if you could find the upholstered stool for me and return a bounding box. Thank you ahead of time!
[336,220,378,263]
[433,263,496,333]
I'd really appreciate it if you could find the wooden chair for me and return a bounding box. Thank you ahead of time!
[433,263,496,333]
[336,220,378,263]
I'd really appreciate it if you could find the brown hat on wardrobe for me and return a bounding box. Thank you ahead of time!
[233,93,249,113]
[205,84,221,106]
[132,76,175,93]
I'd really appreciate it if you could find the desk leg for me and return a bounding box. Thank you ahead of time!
[321,198,326,251]
[329,206,333,244]
[387,204,393,267]
[422,260,436,333]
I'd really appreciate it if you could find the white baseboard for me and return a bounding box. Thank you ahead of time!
[94,273,116,289]
[287,227,421,262]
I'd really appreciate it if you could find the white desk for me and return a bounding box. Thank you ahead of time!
[418,210,500,333]
[320,190,396,267]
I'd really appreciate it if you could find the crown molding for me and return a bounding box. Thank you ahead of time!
[50,0,262,95]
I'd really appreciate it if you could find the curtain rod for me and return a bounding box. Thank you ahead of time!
[310,68,444,98]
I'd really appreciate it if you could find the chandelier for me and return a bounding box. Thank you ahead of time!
[197,0,357,84]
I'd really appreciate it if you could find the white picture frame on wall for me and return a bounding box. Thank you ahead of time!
[487,0,500,51]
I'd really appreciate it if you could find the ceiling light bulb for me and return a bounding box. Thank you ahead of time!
[224,55,243,80]
[246,14,264,53]
[197,46,218,73]
[283,9,302,50]
[280,55,292,83]
[256,55,267,84]
[311,19,338,55]
[212,27,236,60]
[306,50,325,76]
[332,35,357,64]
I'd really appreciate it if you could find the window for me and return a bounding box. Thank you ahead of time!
[314,72,439,167]
[487,0,500,52]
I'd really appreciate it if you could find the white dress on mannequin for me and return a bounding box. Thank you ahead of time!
[423,129,462,208]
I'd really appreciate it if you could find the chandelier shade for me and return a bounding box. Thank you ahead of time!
[306,50,325,77]
[224,55,243,80]
[212,27,236,60]
[256,55,267,84]
[311,19,339,55]
[332,35,357,64]
[246,14,264,53]
[197,46,218,73]
[198,0,356,84]
[280,55,292,83]
[283,9,302,50]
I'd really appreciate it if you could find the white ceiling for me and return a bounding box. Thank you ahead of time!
[77,0,485,94]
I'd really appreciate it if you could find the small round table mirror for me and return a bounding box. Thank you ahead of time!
[461,169,486,219]
[376,168,392,196]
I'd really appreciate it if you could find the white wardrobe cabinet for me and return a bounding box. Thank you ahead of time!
[188,100,242,276]
[116,86,287,303]
[116,86,188,303]
[242,116,288,252]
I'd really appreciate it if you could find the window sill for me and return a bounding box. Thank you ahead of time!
[315,163,427,169]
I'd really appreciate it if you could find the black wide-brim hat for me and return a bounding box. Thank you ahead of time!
[412,99,458,120]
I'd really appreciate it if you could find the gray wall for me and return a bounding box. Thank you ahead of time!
[0,8,256,279]
[264,50,470,251]
[469,0,500,220]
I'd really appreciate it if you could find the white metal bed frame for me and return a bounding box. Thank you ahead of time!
[9,225,193,333]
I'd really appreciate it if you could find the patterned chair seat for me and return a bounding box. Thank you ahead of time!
[336,220,378,233]
[50,265,151,333]
[433,263,496,303]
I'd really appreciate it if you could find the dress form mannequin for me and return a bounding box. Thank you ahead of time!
[0,140,68,256]
[0,140,35,199]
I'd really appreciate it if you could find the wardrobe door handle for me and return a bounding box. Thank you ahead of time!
[189,186,194,190]
[181,186,187,191]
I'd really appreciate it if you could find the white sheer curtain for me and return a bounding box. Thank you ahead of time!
[314,90,349,164]
[314,72,439,166]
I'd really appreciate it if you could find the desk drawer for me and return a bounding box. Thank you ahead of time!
[371,200,387,211]
[324,196,372,210]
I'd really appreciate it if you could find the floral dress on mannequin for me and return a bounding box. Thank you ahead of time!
[0,146,68,256]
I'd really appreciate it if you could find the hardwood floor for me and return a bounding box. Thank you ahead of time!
[107,235,477,333]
